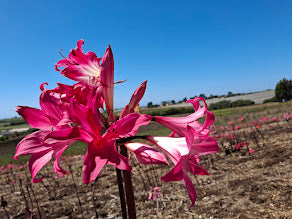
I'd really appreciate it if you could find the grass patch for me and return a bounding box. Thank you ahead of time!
[0,124,30,131]
[63,141,87,156]
[0,154,30,166]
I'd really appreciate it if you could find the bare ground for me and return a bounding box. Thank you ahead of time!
[0,126,291,218]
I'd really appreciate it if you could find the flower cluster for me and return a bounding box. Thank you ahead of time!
[14,40,219,207]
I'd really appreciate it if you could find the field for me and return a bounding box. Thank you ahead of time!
[0,102,291,218]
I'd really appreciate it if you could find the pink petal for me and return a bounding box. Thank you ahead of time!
[124,142,168,165]
[83,140,131,184]
[146,136,188,160]
[39,90,63,126]
[182,155,209,175]
[120,81,147,118]
[154,116,204,137]
[16,106,52,131]
[14,131,50,159]
[100,45,114,118]
[61,65,100,86]
[183,174,197,208]
[106,145,131,172]
[114,113,152,138]
[189,137,219,156]
[76,39,84,52]
[154,97,211,137]
[45,127,93,143]
[69,48,91,65]
[161,159,184,182]
[29,149,54,183]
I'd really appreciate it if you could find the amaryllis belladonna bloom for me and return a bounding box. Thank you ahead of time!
[14,88,85,182]
[14,39,219,208]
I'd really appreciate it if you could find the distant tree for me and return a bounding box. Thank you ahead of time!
[161,101,170,106]
[227,91,235,97]
[171,100,176,104]
[275,78,292,102]
[183,97,187,102]
[147,102,153,108]
[199,94,207,99]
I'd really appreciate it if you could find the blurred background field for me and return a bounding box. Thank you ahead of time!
[0,99,291,218]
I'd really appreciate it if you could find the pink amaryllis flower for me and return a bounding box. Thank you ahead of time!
[146,126,219,208]
[55,39,102,87]
[46,96,153,184]
[55,40,115,121]
[14,88,86,182]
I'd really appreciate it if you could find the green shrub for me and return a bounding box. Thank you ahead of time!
[141,107,194,116]
[263,96,277,104]
[209,100,232,110]
[231,99,255,107]
[275,78,292,102]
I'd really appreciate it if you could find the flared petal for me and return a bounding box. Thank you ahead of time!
[183,174,197,208]
[182,155,209,175]
[56,40,101,87]
[52,140,77,176]
[189,137,219,156]
[100,45,114,118]
[154,97,210,137]
[113,113,152,138]
[14,131,50,158]
[146,136,189,159]
[29,149,54,183]
[83,140,131,184]
[161,159,184,182]
[124,142,168,165]
[16,106,52,131]
[39,90,63,126]
[45,126,93,143]
[120,80,147,118]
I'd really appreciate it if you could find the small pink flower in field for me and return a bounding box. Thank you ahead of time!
[283,114,292,120]
[242,122,248,127]
[148,187,160,200]
[225,133,233,139]
[259,117,268,123]
[233,125,240,130]
[252,120,258,126]
[249,149,255,154]
[219,125,224,131]
[228,121,234,125]
[239,117,244,122]
[270,117,279,122]
[215,134,223,138]
[5,163,17,171]
[235,143,244,150]
[0,166,4,172]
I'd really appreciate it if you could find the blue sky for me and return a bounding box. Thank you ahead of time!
[1,0,291,119]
